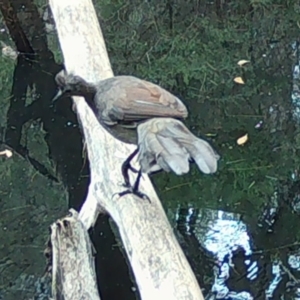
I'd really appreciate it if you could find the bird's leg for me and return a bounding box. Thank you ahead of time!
[121,148,139,188]
[118,169,150,202]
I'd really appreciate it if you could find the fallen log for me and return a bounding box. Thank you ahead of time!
[49,0,204,299]
[45,209,101,300]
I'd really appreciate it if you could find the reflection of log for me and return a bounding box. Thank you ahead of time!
[0,0,33,54]
[49,0,204,299]
[45,209,101,300]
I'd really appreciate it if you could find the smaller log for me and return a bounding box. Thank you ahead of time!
[45,209,101,300]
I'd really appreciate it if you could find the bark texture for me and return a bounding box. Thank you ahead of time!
[45,209,101,300]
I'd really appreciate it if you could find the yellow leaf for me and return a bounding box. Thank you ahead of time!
[237,60,250,66]
[237,134,248,146]
[0,149,12,158]
[234,77,245,84]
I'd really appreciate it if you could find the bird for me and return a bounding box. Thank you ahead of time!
[52,70,220,200]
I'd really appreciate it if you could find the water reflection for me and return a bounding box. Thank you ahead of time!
[175,206,300,299]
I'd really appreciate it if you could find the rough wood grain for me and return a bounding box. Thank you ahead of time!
[49,0,204,299]
[46,209,101,300]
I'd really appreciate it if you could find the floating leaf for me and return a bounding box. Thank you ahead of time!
[0,149,13,158]
[237,134,248,146]
[237,60,250,66]
[234,77,245,84]
[205,133,217,137]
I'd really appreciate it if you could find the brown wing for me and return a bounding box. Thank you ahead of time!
[101,76,188,123]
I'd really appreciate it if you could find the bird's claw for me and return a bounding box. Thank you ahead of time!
[112,187,151,203]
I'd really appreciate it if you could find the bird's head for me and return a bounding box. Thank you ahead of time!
[52,70,91,102]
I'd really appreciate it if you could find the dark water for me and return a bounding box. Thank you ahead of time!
[1,0,300,299]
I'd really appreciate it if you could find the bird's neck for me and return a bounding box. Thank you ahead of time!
[75,82,99,114]
[76,81,97,98]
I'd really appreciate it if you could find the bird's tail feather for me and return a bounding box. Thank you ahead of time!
[137,118,220,175]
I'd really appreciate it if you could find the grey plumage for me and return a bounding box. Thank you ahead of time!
[137,118,219,175]
[53,70,220,199]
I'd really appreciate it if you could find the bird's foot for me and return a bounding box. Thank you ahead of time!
[120,187,151,202]
[114,167,150,202]
[112,186,151,203]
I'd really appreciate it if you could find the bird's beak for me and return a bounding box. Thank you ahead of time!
[52,90,63,103]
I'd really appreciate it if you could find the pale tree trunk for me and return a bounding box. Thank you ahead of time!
[49,0,204,299]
